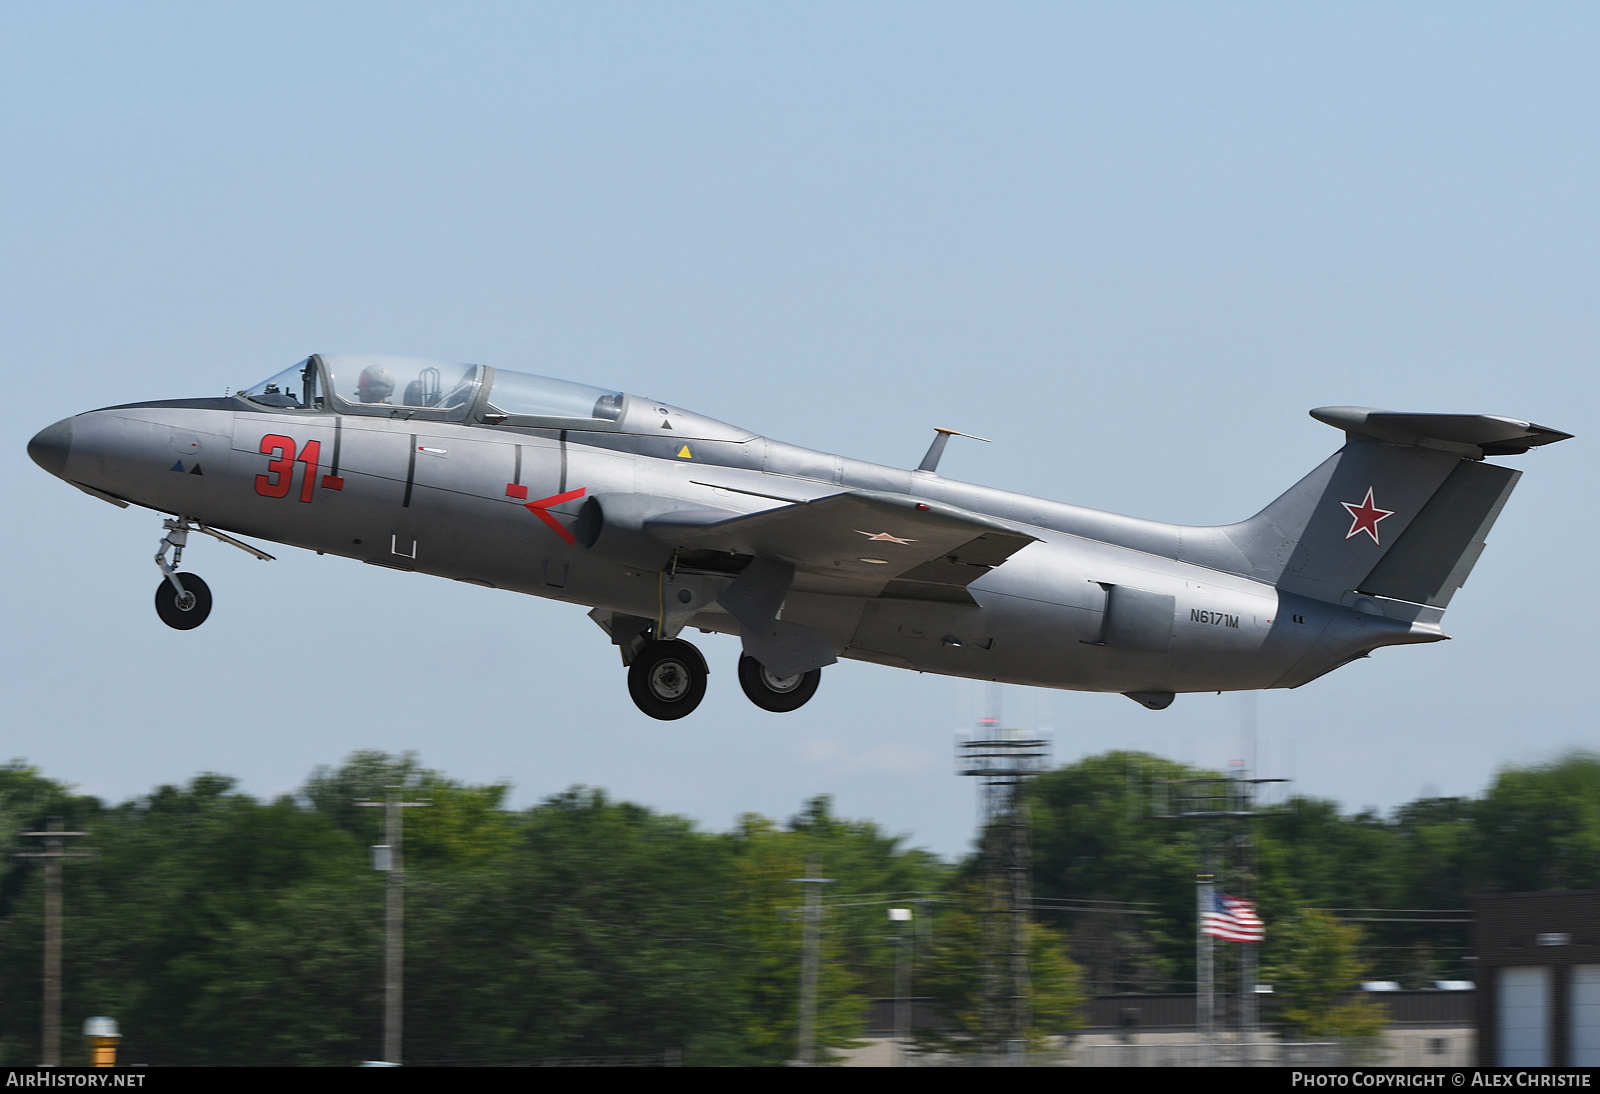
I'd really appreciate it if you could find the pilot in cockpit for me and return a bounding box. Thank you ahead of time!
[356,365,395,405]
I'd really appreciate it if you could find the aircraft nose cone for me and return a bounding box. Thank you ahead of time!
[28,418,72,479]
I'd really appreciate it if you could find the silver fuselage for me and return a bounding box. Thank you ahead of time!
[38,387,1430,698]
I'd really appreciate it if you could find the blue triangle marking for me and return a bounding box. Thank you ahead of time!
[171,460,185,472]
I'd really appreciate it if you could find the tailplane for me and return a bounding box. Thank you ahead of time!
[1219,408,1570,611]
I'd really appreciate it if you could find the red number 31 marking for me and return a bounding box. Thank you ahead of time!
[255,434,320,503]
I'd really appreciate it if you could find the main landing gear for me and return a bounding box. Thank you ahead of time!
[620,635,824,720]
[627,639,710,720]
[152,516,275,631]
[737,653,821,713]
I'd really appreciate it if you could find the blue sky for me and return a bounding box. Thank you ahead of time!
[4,3,1595,857]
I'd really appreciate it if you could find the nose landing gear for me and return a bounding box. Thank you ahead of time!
[152,517,275,631]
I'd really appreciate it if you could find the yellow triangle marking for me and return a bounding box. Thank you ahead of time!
[677,445,692,459]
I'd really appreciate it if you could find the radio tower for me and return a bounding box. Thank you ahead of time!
[958,705,1049,1061]
[1156,760,1285,1065]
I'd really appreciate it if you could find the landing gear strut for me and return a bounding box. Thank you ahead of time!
[737,653,821,712]
[627,639,709,720]
[152,516,275,631]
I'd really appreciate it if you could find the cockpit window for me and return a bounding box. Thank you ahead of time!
[484,371,625,423]
[319,356,484,419]
[239,358,323,410]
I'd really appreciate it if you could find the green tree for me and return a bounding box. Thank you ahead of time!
[404,786,751,1065]
[0,759,97,912]
[729,808,866,1065]
[1267,909,1386,1040]
[780,796,949,1000]
[1029,751,1207,992]
[0,773,378,1065]
[1473,752,1600,893]
[911,882,1084,1055]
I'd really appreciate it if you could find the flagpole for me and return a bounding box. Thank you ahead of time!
[1197,872,1214,1066]
[1242,931,1257,1065]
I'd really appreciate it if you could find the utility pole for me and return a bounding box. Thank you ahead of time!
[789,858,834,1066]
[889,907,913,1066]
[1239,695,1261,1063]
[358,790,430,1066]
[17,819,92,1067]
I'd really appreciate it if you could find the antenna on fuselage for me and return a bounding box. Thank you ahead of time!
[916,427,991,474]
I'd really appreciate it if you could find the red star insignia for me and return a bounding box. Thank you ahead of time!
[1340,487,1395,545]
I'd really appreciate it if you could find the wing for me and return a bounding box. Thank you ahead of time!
[645,488,1037,601]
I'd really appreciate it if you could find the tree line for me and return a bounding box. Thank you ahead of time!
[0,752,984,1065]
[1028,749,1600,1007]
[0,748,1593,1063]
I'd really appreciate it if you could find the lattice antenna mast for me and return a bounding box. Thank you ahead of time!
[958,720,1048,1059]
[1156,762,1286,1063]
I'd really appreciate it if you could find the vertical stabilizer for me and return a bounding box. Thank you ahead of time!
[1217,409,1568,610]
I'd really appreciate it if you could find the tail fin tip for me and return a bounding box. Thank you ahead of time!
[1310,407,1572,457]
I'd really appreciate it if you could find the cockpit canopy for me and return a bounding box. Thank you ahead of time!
[238,358,323,410]
[324,356,485,416]
[480,370,623,423]
[238,355,753,441]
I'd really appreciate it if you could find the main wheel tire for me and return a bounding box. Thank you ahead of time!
[154,574,212,630]
[627,639,708,720]
[737,653,821,713]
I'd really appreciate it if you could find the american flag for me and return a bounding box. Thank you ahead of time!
[1202,893,1264,942]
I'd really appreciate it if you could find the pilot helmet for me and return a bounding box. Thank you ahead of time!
[356,365,395,404]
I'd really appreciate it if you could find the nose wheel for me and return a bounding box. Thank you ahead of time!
[627,639,709,720]
[737,653,821,712]
[154,573,212,629]
[151,516,274,630]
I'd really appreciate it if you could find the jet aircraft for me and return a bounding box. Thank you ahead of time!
[27,355,1571,719]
